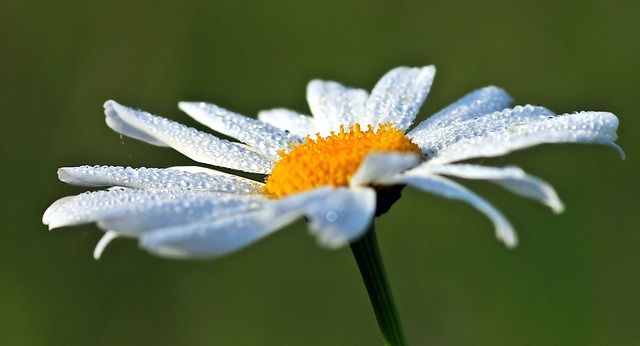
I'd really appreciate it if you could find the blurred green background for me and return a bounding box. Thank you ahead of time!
[1,0,637,345]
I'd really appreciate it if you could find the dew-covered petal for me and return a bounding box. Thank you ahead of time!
[350,152,421,186]
[271,187,376,248]
[412,163,564,213]
[105,111,166,146]
[139,207,298,259]
[98,194,265,237]
[104,100,275,174]
[306,80,369,134]
[366,66,436,131]
[409,105,555,156]
[139,187,375,258]
[407,86,513,137]
[57,165,263,194]
[43,187,265,235]
[178,102,301,156]
[385,173,517,247]
[430,111,622,164]
[167,165,240,176]
[257,108,316,137]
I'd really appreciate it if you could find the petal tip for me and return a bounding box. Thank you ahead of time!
[423,65,436,74]
[609,142,626,160]
[56,167,76,184]
[551,200,565,214]
[178,101,199,113]
[103,99,116,107]
[93,231,118,260]
[44,219,62,230]
[103,100,120,114]
[42,200,67,229]
[505,238,518,249]
[500,226,518,249]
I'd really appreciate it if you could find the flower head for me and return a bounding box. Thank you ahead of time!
[43,66,623,259]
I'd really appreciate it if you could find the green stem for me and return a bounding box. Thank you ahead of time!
[350,222,407,346]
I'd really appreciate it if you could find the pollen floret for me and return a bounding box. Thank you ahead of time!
[264,123,421,198]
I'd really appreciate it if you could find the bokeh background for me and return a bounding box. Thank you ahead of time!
[1,0,638,345]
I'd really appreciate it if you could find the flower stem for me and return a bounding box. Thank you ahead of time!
[350,222,407,346]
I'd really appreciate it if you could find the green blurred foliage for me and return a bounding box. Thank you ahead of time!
[1,0,638,345]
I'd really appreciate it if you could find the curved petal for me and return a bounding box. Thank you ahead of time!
[271,187,376,248]
[350,152,421,187]
[409,104,555,156]
[105,112,166,146]
[306,80,369,135]
[104,100,275,174]
[430,111,623,164]
[43,187,265,235]
[179,101,300,156]
[412,163,564,213]
[366,66,436,131]
[139,207,297,259]
[257,108,316,138]
[93,231,118,260]
[385,173,517,247]
[57,165,263,194]
[407,86,513,137]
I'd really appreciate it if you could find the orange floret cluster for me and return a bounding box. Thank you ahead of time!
[263,123,421,198]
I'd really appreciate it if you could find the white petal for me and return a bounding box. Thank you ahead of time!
[407,86,513,137]
[413,163,564,213]
[306,80,369,134]
[105,112,166,146]
[179,102,300,156]
[386,173,517,247]
[139,207,298,258]
[57,165,262,194]
[136,187,376,258]
[271,187,376,248]
[93,231,118,260]
[43,187,265,235]
[257,108,317,137]
[167,165,240,176]
[350,152,421,187]
[97,193,265,236]
[366,66,436,131]
[104,100,275,174]
[409,104,555,156]
[430,111,622,164]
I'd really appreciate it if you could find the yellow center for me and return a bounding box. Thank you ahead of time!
[263,123,421,198]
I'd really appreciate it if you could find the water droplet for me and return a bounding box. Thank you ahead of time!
[325,211,338,222]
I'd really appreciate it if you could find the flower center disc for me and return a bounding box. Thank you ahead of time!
[263,123,421,198]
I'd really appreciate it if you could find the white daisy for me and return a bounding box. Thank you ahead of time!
[42,66,623,259]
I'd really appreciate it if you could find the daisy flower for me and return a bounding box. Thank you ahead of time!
[43,66,623,260]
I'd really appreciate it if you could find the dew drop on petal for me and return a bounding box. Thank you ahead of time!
[326,211,338,222]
